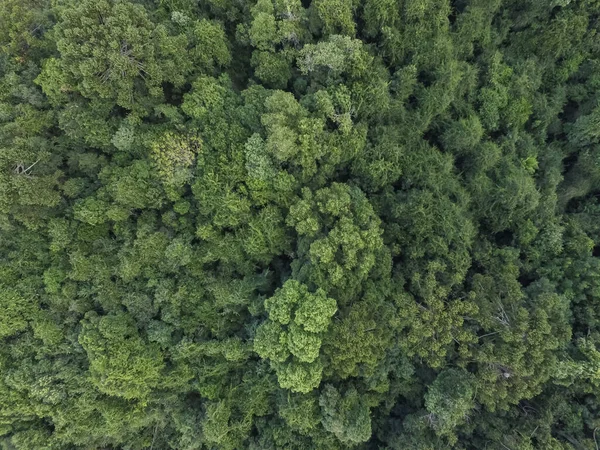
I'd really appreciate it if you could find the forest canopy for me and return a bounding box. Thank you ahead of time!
[1,0,600,448]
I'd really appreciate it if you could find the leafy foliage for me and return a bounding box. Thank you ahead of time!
[1,0,600,448]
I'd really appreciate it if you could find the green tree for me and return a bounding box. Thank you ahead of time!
[39,0,190,114]
[254,280,337,393]
[287,183,384,303]
[79,312,165,400]
[319,384,372,445]
[424,368,475,440]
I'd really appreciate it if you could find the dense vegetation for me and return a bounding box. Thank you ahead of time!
[1,0,600,448]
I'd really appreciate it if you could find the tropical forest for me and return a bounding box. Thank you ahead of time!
[1,0,600,448]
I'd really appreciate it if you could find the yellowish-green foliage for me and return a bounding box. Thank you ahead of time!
[150,131,201,191]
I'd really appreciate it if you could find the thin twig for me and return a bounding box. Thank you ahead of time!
[478,331,501,339]
[150,423,159,450]
[24,159,40,173]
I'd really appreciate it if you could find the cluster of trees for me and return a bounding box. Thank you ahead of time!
[1,0,600,448]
